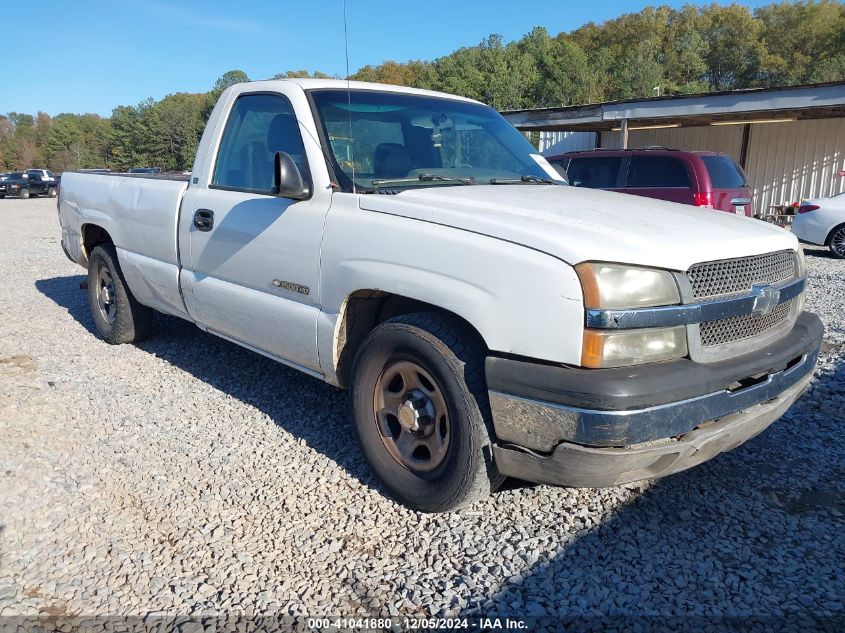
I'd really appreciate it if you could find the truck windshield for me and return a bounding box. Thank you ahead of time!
[309,89,561,192]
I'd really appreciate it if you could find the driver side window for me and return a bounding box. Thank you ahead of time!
[212,93,308,193]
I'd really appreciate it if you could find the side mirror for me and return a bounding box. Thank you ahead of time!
[273,152,310,200]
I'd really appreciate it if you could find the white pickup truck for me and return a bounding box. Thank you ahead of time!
[58,79,823,511]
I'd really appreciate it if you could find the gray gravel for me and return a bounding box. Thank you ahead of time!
[1,197,843,623]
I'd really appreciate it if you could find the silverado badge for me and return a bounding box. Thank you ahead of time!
[272,279,310,295]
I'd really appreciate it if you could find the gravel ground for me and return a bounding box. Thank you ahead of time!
[1,197,843,626]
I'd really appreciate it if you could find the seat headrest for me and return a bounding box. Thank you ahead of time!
[373,143,412,179]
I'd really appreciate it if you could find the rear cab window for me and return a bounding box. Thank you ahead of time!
[565,156,623,188]
[626,155,691,188]
[701,155,747,189]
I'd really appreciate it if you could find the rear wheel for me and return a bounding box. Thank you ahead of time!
[19,188,29,199]
[350,312,503,512]
[48,186,57,198]
[829,225,845,259]
[87,244,152,343]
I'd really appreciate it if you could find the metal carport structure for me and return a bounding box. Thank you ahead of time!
[502,81,845,213]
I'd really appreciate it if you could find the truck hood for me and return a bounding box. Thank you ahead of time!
[359,184,798,271]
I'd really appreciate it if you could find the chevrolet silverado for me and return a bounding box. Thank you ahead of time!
[57,79,823,511]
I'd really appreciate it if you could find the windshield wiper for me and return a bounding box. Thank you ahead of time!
[370,173,476,187]
[489,174,559,185]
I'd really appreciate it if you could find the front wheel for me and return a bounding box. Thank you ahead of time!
[48,186,58,198]
[350,313,503,512]
[829,225,845,259]
[87,244,152,343]
[19,188,30,199]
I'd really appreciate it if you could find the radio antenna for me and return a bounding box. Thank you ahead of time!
[343,0,356,193]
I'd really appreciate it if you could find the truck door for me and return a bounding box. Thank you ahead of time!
[28,173,46,194]
[179,92,329,374]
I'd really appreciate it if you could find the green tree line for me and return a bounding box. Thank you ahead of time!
[1,1,843,173]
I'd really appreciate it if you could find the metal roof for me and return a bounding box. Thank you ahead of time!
[502,81,845,131]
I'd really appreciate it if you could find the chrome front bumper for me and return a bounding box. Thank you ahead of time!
[486,312,823,488]
[490,345,818,449]
[492,369,814,488]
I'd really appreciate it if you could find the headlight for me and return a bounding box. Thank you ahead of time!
[582,326,688,368]
[575,262,681,309]
[576,262,686,368]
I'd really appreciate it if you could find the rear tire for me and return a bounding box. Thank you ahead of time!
[350,312,503,512]
[87,244,152,344]
[828,224,845,259]
[19,188,29,200]
[48,186,57,198]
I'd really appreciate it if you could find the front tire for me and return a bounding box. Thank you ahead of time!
[87,244,152,343]
[350,313,503,512]
[19,188,30,199]
[828,224,845,259]
[48,186,58,198]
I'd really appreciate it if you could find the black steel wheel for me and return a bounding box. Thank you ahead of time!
[350,312,503,512]
[87,243,153,344]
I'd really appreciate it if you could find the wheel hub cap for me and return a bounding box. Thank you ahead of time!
[398,391,434,432]
[373,360,451,473]
[96,266,116,324]
[833,229,845,255]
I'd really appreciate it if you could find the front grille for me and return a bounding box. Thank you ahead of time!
[688,250,796,300]
[699,299,793,347]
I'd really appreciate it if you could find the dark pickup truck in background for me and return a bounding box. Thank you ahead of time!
[0,170,59,199]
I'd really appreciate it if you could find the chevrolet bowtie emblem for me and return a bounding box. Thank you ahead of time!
[750,283,780,316]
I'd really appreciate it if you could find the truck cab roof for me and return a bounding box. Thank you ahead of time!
[236,78,483,104]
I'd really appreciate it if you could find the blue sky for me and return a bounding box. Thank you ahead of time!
[0,0,772,117]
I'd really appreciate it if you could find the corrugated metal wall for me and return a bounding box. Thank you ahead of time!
[538,131,598,154]
[539,119,845,212]
[744,118,845,210]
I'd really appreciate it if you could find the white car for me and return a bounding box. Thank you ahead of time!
[792,193,845,259]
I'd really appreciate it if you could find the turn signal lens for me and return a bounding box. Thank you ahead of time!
[798,204,819,214]
[582,326,688,368]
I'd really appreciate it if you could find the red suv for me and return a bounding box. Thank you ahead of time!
[547,148,754,217]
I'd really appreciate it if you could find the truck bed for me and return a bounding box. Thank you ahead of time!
[59,171,190,319]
